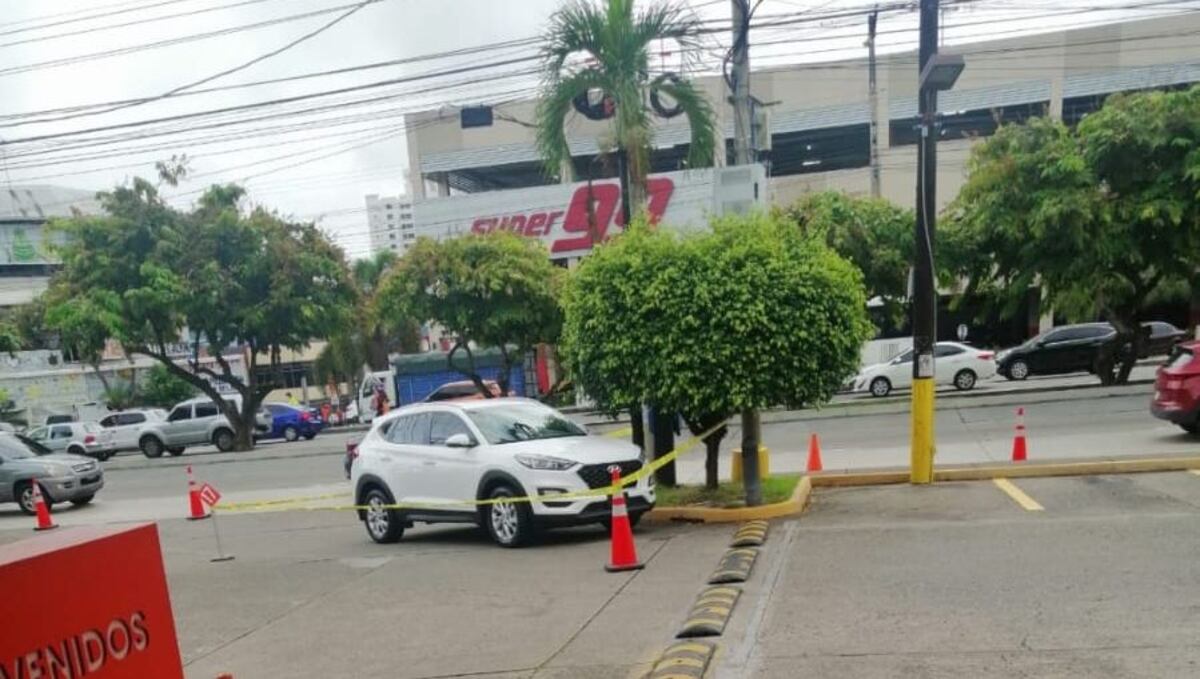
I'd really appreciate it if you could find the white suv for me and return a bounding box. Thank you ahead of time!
[351,398,655,547]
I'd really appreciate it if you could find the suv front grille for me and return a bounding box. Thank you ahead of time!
[577,460,643,489]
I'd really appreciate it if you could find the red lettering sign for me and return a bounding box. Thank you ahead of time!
[460,178,675,255]
[0,524,184,678]
[199,483,221,508]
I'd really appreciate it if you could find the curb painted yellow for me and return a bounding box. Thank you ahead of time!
[645,475,811,524]
[809,455,1200,488]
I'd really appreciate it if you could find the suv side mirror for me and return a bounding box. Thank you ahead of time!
[445,433,474,448]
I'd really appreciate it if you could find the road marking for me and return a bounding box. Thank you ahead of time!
[993,478,1044,511]
[1188,470,1200,478]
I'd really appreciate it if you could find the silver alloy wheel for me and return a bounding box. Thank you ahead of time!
[490,499,519,544]
[1010,360,1030,380]
[19,485,35,513]
[366,496,390,539]
[284,426,299,442]
[955,370,976,390]
[870,377,890,397]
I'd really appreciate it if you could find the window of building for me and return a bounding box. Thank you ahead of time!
[253,362,314,389]
[389,233,396,240]
[769,124,870,177]
[889,102,1047,146]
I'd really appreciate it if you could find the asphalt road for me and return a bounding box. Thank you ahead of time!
[0,376,1189,528]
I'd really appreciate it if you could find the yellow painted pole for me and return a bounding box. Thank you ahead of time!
[910,378,935,484]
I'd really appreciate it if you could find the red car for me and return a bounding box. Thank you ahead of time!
[1151,341,1200,434]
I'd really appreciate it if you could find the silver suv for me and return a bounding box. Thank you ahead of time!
[137,396,271,458]
[0,433,105,515]
[25,422,118,461]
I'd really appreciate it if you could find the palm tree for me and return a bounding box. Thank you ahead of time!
[535,0,716,217]
[315,250,418,387]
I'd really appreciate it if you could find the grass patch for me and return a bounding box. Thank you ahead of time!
[655,474,800,508]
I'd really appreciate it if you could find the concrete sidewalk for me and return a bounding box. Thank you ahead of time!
[719,472,1200,678]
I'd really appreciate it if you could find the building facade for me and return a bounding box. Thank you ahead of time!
[364,193,415,255]
[401,12,1200,212]
[0,185,100,308]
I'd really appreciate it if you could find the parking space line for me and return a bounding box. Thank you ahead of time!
[992,478,1044,512]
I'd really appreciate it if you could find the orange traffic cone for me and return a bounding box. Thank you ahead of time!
[187,465,210,521]
[1012,407,1028,462]
[604,469,643,572]
[31,481,57,531]
[806,433,823,473]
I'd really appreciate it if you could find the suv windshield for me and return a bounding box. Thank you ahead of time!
[466,403,585,445]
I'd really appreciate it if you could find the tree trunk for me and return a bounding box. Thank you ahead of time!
[651,407,677,487]
[449,341,494,398]
[686,413,729,491]
[630,405,644,450]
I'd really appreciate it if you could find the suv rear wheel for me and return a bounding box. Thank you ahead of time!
[140,435,164,459]
[485,485,533,548]
[363,488,404,544]
[213,428,235,452]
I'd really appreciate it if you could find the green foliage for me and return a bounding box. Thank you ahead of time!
[535,0,714,185]
[376,232,564,395]
[140,364,196,408]
[45,177,355,447]
[561,211,873,419]
[0,323,19,356]
[2,298,53,350]
[785,191,914,322]
[944,85,1200,382]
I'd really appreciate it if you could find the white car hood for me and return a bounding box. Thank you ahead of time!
[855,362,890,379]
[500,436,641,465]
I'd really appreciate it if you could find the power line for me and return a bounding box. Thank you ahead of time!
[0,0,199,35]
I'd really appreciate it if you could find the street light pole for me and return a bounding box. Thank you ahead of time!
[911,0,940,484]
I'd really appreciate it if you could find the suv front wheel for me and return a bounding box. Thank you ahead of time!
[140,435,164,459]
[484,485,533,548]
[363,488,404,544]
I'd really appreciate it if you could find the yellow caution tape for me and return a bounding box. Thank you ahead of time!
[216,421,726,513]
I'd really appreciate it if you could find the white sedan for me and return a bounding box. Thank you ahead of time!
[851,342,997,397]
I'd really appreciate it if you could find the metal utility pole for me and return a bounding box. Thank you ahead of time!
[730,0,761,505]
[867,8,881,198]
[911,0,940,484]
[731,0,753,166]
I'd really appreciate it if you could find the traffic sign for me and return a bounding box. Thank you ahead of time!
[198,483,221,508]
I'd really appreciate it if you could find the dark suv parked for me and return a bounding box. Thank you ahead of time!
[997,323,1116,380]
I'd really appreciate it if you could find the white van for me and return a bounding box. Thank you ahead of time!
[355,371,396,424]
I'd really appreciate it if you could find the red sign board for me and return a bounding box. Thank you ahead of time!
[468,177,675,253]
[0,523,184,679]
[198,483,221,508]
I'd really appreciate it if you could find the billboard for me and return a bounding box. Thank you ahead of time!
[411,167,762,259]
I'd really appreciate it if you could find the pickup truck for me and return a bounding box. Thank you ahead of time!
[136,396,271,458]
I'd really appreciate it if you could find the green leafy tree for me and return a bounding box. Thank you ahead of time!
[46,178,355,449]
[139,364,197,408]
[315,249,420,387]
[561,213,873,493]
[376,232,563,396]
[944,85,1200,384]
[535,0,715,201]
[0,323,19,356]
[785,191,914,323]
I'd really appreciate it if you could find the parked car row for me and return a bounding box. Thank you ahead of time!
[0,432,104,515]
[851,321,1190,397]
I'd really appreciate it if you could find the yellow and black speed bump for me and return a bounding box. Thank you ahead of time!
[707,547,758,584]
[645,640,717,679]
[730,520,769,547]
[676,585,741,638]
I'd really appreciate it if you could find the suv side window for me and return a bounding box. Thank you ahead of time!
[100,414,118,427]
[429,412,472,445]
[408,413,432,445]
[51,425,73,439]
[168,405,192,422]
[386,415,414,444]
[195,403,219,418]
[118,412,145,426]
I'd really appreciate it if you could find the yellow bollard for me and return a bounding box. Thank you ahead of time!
[731,445,770,483]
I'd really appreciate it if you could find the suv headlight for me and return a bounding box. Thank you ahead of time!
[515,454,577,471]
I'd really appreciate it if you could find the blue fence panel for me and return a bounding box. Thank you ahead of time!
[393,366,524,406]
